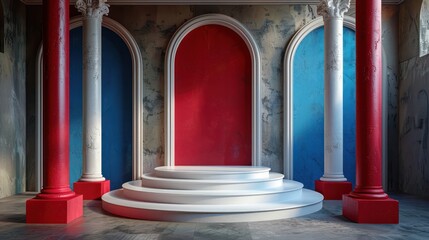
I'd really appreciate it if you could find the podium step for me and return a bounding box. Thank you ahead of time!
[154,166,270,180]
[140,172,285,190]
[122,179,303,204]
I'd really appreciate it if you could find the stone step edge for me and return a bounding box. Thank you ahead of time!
[102,188,323,213]
[154,166,271,180]
[124,179,303,196]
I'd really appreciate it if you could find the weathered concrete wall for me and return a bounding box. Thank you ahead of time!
[25,4,399,191]
[399,0,429,196]
[383,5,400,192]
[0,0,26,198]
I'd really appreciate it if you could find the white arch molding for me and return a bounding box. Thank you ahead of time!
[35,16,144,191]
[165,14,262,166]
[420,0,429,57]
[283,16,356,180]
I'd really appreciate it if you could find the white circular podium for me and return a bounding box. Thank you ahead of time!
[102,166,323,222]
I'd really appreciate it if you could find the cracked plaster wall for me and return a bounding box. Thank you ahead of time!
[24,4,398,190]
[106,5,332,173]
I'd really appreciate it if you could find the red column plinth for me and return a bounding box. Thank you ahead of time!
[74,180,110,200]
[343,195,399,224]
[26,195,83,224]
[315,180,352,200]
[342,0,398,224]
[26,0,83,224]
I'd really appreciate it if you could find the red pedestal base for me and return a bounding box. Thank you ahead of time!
[342,194,399,223]
[26,194,83,224]
[315,180,352,200]
[74,180,110,200]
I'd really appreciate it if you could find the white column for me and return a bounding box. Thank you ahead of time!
[318,0,350,182]
[76,0,109,182]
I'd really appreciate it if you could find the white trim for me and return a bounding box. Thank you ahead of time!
[20,0,405,5]
[165,14,261,166]
[36,16,143,191]
[283,16,355,179]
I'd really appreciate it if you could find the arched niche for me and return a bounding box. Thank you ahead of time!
[284,16,390,189]
[35,16,143,191]
[283,16,356,180]
[420,0,429,57]
[165,14,261,166]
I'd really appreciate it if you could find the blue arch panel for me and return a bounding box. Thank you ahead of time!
[293,27,356,189]
[69,26,133,190]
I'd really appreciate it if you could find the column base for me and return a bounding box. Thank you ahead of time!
[315,180,352,200]
[342,194,399,224]
[74,180,110,200]
[26,194,83,224]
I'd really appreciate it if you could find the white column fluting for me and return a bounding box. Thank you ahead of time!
[317,0,350,182]
[76,0,109,182]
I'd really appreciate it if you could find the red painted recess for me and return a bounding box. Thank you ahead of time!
[174,24,252,166]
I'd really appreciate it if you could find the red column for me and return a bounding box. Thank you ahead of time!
[26,0,83,224]
[342,0,398,224]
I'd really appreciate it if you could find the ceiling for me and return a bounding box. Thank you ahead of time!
[20,0,404,6]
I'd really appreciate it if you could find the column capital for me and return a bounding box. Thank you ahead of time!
[76,0,109,18]
[317,0,351,20]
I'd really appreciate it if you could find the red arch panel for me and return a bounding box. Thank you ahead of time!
[174,24,252,166]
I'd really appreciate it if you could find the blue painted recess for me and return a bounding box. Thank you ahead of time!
[69,27,133,190]
[293,27,356,190]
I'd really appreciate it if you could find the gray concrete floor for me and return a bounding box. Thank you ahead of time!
[0,193,428,240]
